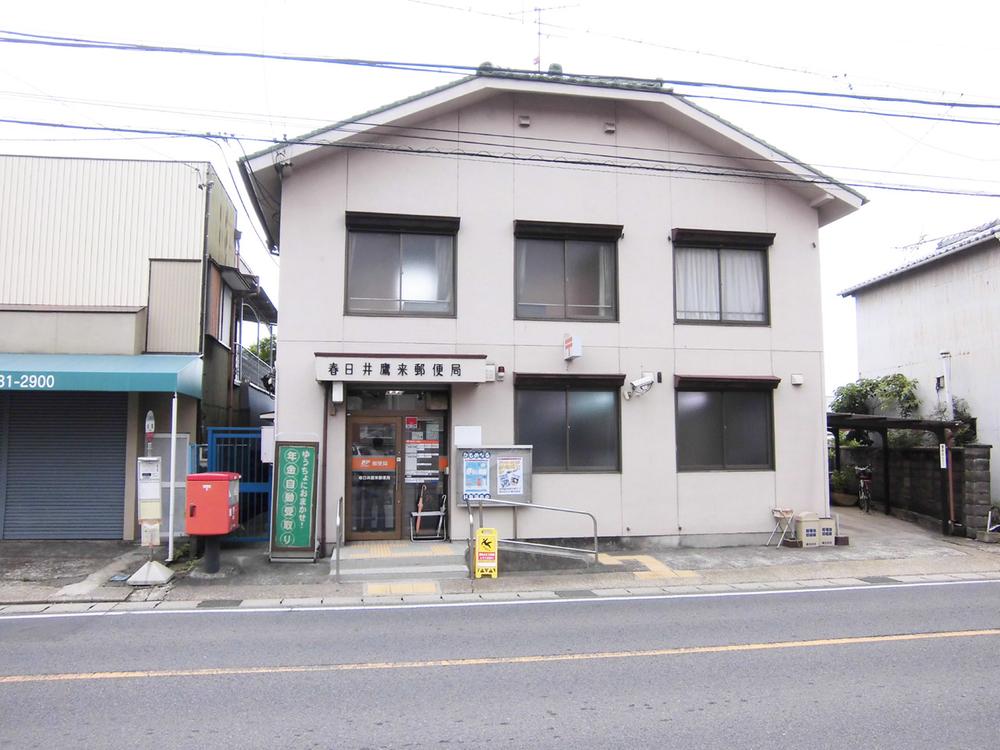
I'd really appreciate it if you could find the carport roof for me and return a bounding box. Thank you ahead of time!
[0,354,202,399]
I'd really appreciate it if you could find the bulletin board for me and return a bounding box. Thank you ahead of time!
[456,445,533,504]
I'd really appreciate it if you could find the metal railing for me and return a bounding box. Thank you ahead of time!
[467,504,476,580]
[334,495,345,583]
[466,498,599,578]
[235,344,273,390]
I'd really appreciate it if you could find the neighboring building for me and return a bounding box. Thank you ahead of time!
[241,68,863,552]
[841,218,1000,502]
[0,155,276,540]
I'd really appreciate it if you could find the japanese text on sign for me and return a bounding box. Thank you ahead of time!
[271,443,317,551]
[314,356,487,383]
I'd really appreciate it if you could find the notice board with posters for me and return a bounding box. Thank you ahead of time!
[456,445,533,504]
[269,442,319,561]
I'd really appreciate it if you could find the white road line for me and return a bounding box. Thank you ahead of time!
[1,577,999,622]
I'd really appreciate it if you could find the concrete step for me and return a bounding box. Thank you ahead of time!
[331,563,470,583]
[329,540,469,581]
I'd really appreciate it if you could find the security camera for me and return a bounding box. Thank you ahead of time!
[624,372,656,400]
[630,374,655,390]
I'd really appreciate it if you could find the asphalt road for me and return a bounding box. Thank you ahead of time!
[2,581,999,749]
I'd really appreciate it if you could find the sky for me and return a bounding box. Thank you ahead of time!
[2,1,998,400]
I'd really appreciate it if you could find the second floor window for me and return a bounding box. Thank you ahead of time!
[345,212,459,316]
[514,220,622,321]
[673,229,774,325]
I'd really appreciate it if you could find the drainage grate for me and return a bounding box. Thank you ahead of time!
[196,599,243,608]
[553,590,598,598]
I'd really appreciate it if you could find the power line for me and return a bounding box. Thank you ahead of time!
[682,93,1000,128]
[404,0,988,101]
[2,28,1000,113]
[335,119,1000,186]
[406,0,853,81]
[198,134,276,259]
[4,75,997,140]
[303,119,1000,190]
[268,138,1000,198]
[4,80,991,185]
[0,133,180,143]
[1,115,998,199]
[0,29,469,74]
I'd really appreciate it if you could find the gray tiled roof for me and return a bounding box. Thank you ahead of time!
[840,218,1000,296]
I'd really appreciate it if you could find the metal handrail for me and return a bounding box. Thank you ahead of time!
[467,504,475,579]
[335,495,345,582]
[474,498,599,562]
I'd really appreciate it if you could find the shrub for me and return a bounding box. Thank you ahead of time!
[829,468,852,493]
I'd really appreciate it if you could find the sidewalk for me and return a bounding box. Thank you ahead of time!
[3,507,1000,614]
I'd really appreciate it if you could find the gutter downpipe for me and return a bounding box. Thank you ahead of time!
[320,382,329,557]
[946,428,958,534]
[940,351,954,420]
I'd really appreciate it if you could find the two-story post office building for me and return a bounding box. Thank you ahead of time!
[241,67,863,553]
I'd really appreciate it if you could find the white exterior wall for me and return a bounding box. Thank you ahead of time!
[0,155,208,307]
[275,92,829,544]
[854,240,1000,502]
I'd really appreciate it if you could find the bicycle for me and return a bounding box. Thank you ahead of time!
[855,465,873,513]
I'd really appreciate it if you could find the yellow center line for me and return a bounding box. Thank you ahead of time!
[3,628,998,685]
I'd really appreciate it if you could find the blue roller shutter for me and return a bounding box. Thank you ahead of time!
[1,391,126,539]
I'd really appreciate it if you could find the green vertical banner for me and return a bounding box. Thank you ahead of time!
[270,442,319,561]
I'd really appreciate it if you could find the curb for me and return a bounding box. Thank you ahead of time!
[3,573,999,617]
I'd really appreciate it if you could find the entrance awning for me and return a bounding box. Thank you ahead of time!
[0,353,203,398]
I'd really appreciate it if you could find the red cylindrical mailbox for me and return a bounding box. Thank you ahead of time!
[186,472,240,536]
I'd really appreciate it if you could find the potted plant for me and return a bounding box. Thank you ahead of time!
[829,467,856,507]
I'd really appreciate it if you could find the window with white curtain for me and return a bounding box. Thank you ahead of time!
[514,221,622,321]
[672,229,773,325]
[344,212,459,316]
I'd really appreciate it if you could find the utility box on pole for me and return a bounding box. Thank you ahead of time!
[136,457,162,546]
[129,455,174,586]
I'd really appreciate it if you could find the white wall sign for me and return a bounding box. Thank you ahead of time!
[315,355,488,383]
[261,426,275,464]
[563,333,582,360]
[454,425,482,447]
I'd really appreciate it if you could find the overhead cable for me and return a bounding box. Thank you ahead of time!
[1,28,1000,112]
[1,115,998,199]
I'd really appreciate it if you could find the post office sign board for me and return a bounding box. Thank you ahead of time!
[270,442,319,561]
[456,445,532,505]
[315,354,488,383]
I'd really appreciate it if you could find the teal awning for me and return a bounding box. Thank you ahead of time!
[0,354,203,398]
